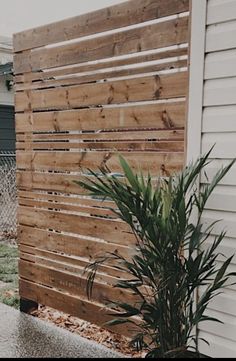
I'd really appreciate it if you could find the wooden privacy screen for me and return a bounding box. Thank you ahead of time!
[14,0,189,336]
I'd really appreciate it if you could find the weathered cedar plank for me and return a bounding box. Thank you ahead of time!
[15,72,188,112]
[19,251,126,286]
[19,279,138,337]
[16,151,184,175]
[15,0,189,335]
[14,0,189,52]
[16,130,185,142]
[15,59,187,91]
[18,190,114,209]
[19,243,131,280]
[16,171,89,195]
[15,102,186,132]
[19,260,138,304]
[18,197,116,218]
[16,140,184,152]
[19,252,117,286]
[16,167,179,195]
[15,47,188,84]
[14,17,188,74]
[18,206,135,246]
[18,225,135,261]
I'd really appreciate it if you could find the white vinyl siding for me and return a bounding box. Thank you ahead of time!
[207,0,236,25]
[188,0,236,357]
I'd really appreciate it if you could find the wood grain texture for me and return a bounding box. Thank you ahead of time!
[18,225,135,260]
[16,168,176,195]
[15,59,188,91]
[19,279,139,337]
[15,47,188,84]
[19,244,130,284]
[18,206,135,246]
[13,0,189,53]
[16,130,185,143]
[18,190,114,209]
[15,102,186,133]
[19,244,131,280]
[18,197,117,218]
[16,151,184,175]
[15,72,188,112]
[14,17,188,74]
[15,0,189,335]
[17,140,184,152]
[19,249,128,286]
[19,260,138,304]
[16,171,89,195]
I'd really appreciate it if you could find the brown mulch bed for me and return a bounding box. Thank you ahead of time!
[31,305,146,358]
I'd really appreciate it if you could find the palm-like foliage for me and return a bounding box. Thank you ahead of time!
[76,150,236,358]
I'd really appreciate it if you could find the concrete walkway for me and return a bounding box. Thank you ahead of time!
[0,303,123,358]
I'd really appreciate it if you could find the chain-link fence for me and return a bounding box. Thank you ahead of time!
[0,152,17,236]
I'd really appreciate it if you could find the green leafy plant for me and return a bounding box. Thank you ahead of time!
[76,150,236,358]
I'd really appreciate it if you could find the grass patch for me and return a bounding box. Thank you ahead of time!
[0,258,18,283]
[0,243,19,309]
[0,289,19,309]
[0,244,18,258]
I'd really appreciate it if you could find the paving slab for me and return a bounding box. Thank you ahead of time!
[0,303,123,358]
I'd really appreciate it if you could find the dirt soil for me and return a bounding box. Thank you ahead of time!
[31,305,146,358]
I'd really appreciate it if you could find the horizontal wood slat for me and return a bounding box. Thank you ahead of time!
[19,279,138,337]
[17,140,184,152]
[18,190,114,209]
[17,171,89,194]
[15,0,189,335]
[14,17,188,74]
[16,151,184,175]
[18,197,117,218]
[18,225,135,261]
[16,170,166,195]
[19,249,127,286]
[16,130,185,143]
[15,72,188,112]
[19,244,131,281]
[15,102,186,132]
[18,192,114,209]
[19,260,138,305]
[15,59,188,92]
[13,0,189,52]
[15,47,188,84]
[18,206,135,246]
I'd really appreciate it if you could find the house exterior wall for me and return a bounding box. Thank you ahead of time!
[188,0,236,357]
[0,77,13,105]
[0,36,14,106]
